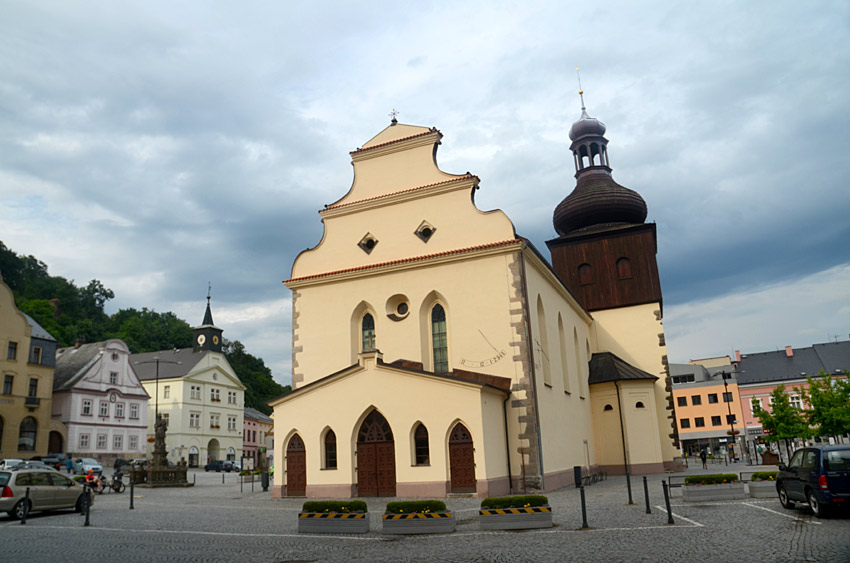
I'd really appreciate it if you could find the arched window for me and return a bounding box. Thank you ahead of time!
[558,315,571,393]
[414,424,429,465]
[578,263,592,285]
[603,404,614,411]
[18,416,37,452]
[635,402,645,409]
[617,257,632,279]
[536,296,551,387]
[324,429,337,469]
[431,304,448,374]
[361,313,376,352]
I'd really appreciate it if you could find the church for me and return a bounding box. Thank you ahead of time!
[269,101,679,498]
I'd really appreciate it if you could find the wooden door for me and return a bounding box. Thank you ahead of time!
[286,435,306,496]
[376,442,397,497]
[356,410,396,497]
[357,443,378,497]
[449,423,476,493]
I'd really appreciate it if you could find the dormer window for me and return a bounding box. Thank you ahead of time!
[414,221,436,243]
[358,233,379,254]
[616,257,632,279]
[578,263,593,285]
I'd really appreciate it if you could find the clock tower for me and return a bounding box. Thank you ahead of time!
[193,291,224,353]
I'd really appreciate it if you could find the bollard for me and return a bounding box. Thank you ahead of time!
[625,471,635,505]
[574,465,583,489]
[21,487,29,525]
[130,480,134,510]
[579,485,589,529]
[193,472,196,484]
[261,470,269,492]
[662,480,674,525]
[240,475,243,493]
[222,473,225,485]
[84,484,91,527]
[643,476,651,514]
[251,474,254,492]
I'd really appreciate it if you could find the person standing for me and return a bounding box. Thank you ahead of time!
[699,449,707,469]
[66,457,73,473]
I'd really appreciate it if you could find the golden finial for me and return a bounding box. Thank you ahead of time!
[576,67,586,111]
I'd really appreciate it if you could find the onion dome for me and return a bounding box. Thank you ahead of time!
[553,93,647,236]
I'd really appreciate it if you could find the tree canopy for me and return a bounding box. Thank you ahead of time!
[753,384,811,442]
[797,372,850,438]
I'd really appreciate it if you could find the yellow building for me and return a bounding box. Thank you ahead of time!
[0,274,60,459]
[271,107,678,498]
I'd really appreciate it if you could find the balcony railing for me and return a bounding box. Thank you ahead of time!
[24,396,41,407]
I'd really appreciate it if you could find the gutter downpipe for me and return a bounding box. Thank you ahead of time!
[503,393,513,493]
[519,246,545,491]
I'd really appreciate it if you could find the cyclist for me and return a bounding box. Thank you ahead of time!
[85,468,103,493]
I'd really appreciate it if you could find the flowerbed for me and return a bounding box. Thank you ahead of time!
[479,495,552,530]
[684,474,739,486]
[748,472,778,498]
[298,500,369,534]
[683,473,746,502]
[382,500,454,535]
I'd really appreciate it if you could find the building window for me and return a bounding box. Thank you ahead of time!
[3,375,12,395]
[112,353,119,361]
[30,346,42,364]
[80,434,90,448]
[228,391,236,405]
[726,414,737,425]
[361,313,376,352]
[324,430,337,469]
[99,401,109,417]
[708,393,718,404]
[163,385,170,399]
[635,401,645,409]
[691,395,702,406]
[677,396,686,407]
[723,392,733,403]
[414,424,429,465]
[82,400,92,416]
[790,395,802,410]
[128,435,137,450]
[113,435,123,449]
[191,386,201,400]
[7,341,17,360]
[211,389,220,402]
[751,398,762,411]
[190,413,200,428]
[673,374,695,384]
[679,418,690,429]
[210,414,220,429]
[694,417,705,428]
[228,416,236,431]
[578,263,592,285]
[431,304,448,374]
[28,378,37,397]
[161,413,169,427]
[18,417,37,451]
[110,372,118,384]
[97,434,107,449]
[129,403,138,419]
[115,403,125,418]
[616,257,632,279]
[711,416,722,426]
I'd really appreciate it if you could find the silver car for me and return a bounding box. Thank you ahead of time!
[0,468,94,519]
[72,458,103,476]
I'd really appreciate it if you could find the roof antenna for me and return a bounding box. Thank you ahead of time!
[207,282,211,305]
[389,108,399,125]
[576,67,588,117]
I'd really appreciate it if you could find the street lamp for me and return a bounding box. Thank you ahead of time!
[721,372,738,462]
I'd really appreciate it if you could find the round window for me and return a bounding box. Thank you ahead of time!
[385,294,410,321]
[397,302,409,315]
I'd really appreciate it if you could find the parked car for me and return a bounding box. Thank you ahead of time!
[0,459,23,470]
[229,461,241,472]
[0,468,94,519]
[72,458,103,477]
[35,455,66,470]
[204,460,230,472]
[777,445,850,517]
[11,461,57,472]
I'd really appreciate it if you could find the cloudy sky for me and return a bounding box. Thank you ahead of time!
[2,2,849,384]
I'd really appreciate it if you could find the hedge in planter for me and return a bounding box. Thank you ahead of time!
[683,473,746,501]
[382,500,454,535]
[298,500,369,534]
[748,472,778,499]
[479,495,552,530]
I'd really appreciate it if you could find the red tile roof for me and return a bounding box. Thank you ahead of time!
[324,174,479,210]
[350,128,440,155]
[284,239,521,284]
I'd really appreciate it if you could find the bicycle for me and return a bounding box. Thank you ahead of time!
[98,472,126,494]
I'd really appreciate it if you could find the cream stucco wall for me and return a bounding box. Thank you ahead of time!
[591,304,678,464]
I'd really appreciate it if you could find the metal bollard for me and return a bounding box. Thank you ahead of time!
[579,485,589,529]
[193,473,196,484]
[240,475,243,493]
[662,480,674,525]
[84,484,91,527]
[222,473,225,485]
[251,474,254,492]
[626,471,635,505]
[643,476,651,514]
[21,487,29,525]
[130,480,134,510]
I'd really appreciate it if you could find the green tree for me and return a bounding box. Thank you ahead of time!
[753,384,811,463]
[223,339,290,414]
[108,308,193,353]
[797,371,850,439]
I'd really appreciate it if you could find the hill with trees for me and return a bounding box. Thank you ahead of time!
[0,241,288,413]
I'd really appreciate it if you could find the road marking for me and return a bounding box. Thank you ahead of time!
[741,502,822,524]
[655,505,704,527]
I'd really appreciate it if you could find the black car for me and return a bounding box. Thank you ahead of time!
[205,460,230,472]
[776,445,850,517]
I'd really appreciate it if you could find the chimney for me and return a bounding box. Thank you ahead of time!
[785,346,794,358]
[74,336,85,349]
[735,350,741,362]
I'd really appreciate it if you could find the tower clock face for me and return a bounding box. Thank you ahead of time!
[197,335,206,345]
[212,335,219,345]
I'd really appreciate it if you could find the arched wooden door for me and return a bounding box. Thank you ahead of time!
[449,423,476,493]
[356,411,396,497]
[48,431,64,454]
[286,434,306,496]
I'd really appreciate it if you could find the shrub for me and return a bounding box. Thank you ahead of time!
[239,470,251,476]
[684,473,739,486]
[385,500,447,514]
[302,500,368,514]
[751,471,777,482]
[480,495,549,509]
[72,475,86,483]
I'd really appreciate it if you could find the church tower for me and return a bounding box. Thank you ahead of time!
[192,289,223,353]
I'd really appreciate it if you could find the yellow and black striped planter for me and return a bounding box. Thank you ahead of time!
[297,512,369,534]
[479,505,553,530]
[382,512,455,534]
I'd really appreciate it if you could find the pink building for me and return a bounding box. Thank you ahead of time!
[243,407,272,467]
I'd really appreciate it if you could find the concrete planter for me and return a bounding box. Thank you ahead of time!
[297,512,369,534]
[479,507,553,530]
[683,482,746,502]
[748,480,777,499]
[382,512,455,535]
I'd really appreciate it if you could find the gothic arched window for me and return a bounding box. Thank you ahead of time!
[361,313,376,352]
[324,429,337,469]
[414,424,429,465]
[431,304,448,374]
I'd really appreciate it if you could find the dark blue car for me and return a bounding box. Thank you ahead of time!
[776,445,850,517]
